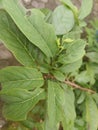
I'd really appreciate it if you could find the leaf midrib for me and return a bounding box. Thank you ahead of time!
[2,0,53,57]
[21,89,44,104]
[4,89,44,104]
[2,78,43,83]
[6,28,36,65]
[28,18,51,54]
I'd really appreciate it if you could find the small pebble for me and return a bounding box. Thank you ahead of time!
[23,0,31,3]
[41,0,48,3]
[32,1,45,8]
[37,2,45,8]
[31,1,39,8]
[0,119,6,128]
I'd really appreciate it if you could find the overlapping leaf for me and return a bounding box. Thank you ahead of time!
[60,0,77,12]
[79,0,93,20]
[45,81,58,130]
[60,0,78,23]
[45,81,76,130]
[86,52,98,64]
[52,5,75,35]
[0,0,95,129]
[58,59,82,74]
[58,39,86,64]
[0,88,45,121]
[0,0,58,57]
[85,95,98,130]
[0,66,44,90]
[55,83,76,130]
[75,64,95,85]
[0,10,37,67]
[52,70,65,82]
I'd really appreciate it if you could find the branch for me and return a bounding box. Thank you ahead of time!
[43,74,96,94]
[64,80,96,94]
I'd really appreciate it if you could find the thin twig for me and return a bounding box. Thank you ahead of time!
[64,80,96,94]
[43,74,96,94]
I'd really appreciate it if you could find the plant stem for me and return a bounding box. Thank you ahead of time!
[64,80,96,94]
[43,74,96,94]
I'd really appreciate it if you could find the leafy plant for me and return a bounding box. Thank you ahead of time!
[85,18,98,94]
[86,19,98,48]
[0,0,98,130]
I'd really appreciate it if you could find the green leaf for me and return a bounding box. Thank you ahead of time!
[75,64,95,85]
[85,95,98,130]
[86,52,98,64]
[75,71,91,85]
[60,0,79,24]
[45,81,76,130]
[0,0,58,57]
[28,9,58,57]
[77,92,86,104]
[45,80,59,130]
[52,70,65,81]
[0,10,37,67]
[55,84,76,130]
[60,0,77,11]
[45,81,76,129]
[79,20,87,27]
[58,39,86,64]
[52,5,75,35]
[0,88,45,121]
[55,86,76,123]
[92,93,98,105]
[86,64,95,85]
[0,66,44,90]
[0,10,48,68]
[59,59,82,74]
[62,30,81,41]
[35,122,44,130]
[79,0,93,20]
[40,8,52,23]
[21,120,34,129]
[89,63,98,74]
[75,118,85,128]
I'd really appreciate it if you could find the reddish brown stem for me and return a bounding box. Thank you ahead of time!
[64,80,96,94]
[43,74,96,94]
